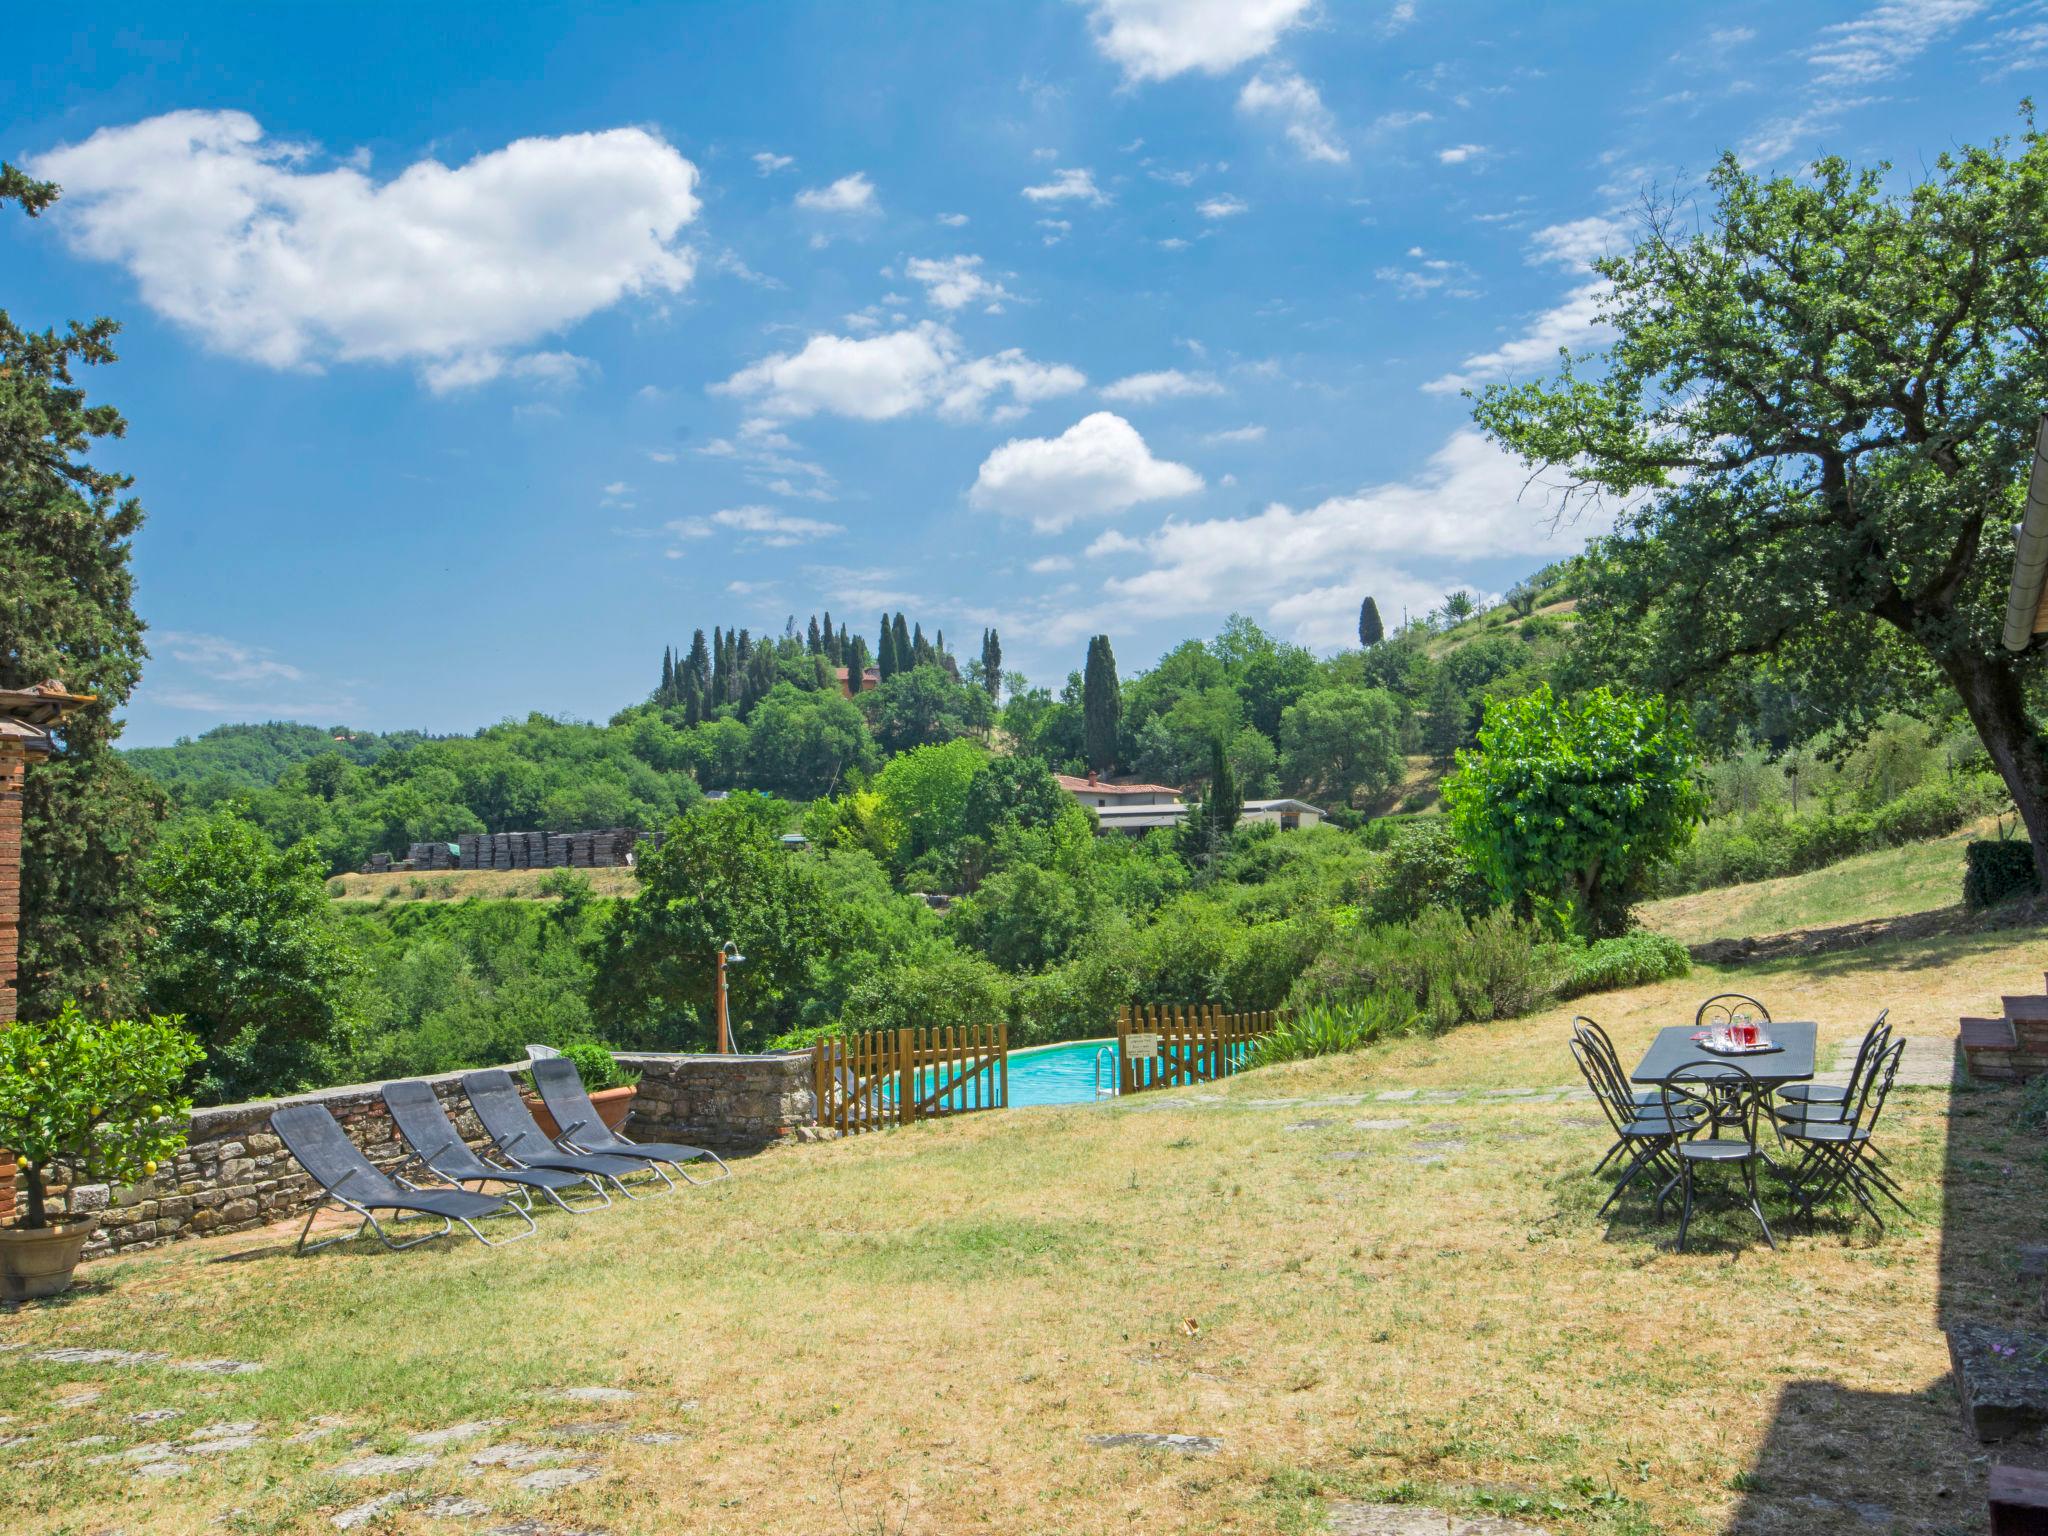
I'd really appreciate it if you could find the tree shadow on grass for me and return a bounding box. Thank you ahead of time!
[1720,1080,2048,1533]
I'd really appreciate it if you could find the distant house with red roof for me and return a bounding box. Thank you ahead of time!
[833,665,882,698]
[1055,771,1184,810]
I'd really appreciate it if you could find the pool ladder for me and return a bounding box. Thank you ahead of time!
[1093,1045,1119,1099]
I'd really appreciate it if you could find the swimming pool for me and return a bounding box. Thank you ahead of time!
[1004,1038,1119,1107]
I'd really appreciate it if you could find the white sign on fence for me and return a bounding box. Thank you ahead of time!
[1126,1032,1160,1059]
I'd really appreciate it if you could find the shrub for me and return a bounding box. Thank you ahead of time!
[1293,908,1548,1034]
[1550,932,1691,1001]
[1248,993,1423,1068]
[840,951,1013,1038]
[558,1040,639,1092]
[1965,839,2037,909]
[0,1003,204,1228]
[1362,818,1494,926]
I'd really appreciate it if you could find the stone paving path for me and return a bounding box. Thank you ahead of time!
[1810,1034,1956,1089]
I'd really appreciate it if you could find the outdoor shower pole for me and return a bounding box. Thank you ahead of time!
[713,946,730,1054]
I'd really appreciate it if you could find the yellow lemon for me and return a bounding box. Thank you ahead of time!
[149,1104,164,1117]
[14,1157,30,1172]
[143,1160,158,1176]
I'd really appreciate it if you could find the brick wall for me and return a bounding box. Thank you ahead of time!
[0,736,24,1221]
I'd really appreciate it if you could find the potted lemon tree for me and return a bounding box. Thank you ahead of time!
[524,1042,640,1140]
[0,1003,202,1300]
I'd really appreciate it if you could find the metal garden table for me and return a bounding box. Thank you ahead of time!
[1631,1021,1818,1151]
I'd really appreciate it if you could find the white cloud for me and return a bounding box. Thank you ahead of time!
[646,449,677,464]
[905,254,1017,311]
[1203,423,1267,445]
[693,416,837,498]
[1039,219,1074,245]
[1383,1,1417,32]
[1808,0,1983,83]
[969,411,1203,532]
[1741,101,1877,162]
[715,321,1084,422]
[1970,18,2048,78]
[795,172,878,214]
[667,505,845,549]
[1197,194,1249,219]
[1079,0,1314,83]
[1099,429,1598,646]
[753,151,795,174]
[808,564,916,611]
[1100,369,1225,403]
[603,481,632,497]
[32,111,700,390]
[1423,280,1611,394]
[1438,143,1490,165]
[1237,69,1349,165]
[1023,167,1109,205]
[159,630,305,684]
[1528,216,1626,272]
[1372,109,1434,132]
[937,211,971,226]
[1375,248,1479,300]
[1028,554,1075,574]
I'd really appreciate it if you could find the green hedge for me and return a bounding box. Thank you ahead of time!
[1964,840,2036,909]
[1548,932,1691,1001]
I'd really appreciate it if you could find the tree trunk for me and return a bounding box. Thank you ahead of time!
[22,1165,47,1229]
[1938,646,2048,894]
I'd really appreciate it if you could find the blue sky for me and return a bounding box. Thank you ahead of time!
[5,1,2036,746]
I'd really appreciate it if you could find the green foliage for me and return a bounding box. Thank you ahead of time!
[1248,995,1421,1068]
[143,809,365,1104]
[1663,774,2007,894]
[745,682,876,798]
[1363,818,1494,927]
[1294,908,1551,1034]
[556,1040,638,1093]
[841,950,1013,1038]
[1358,596,1384,648]
[1965,839,2038,909]
[590,794,831,1049]
[862,663,988,754]
[1083,635,1121,773]
[1548,932,1691,1001]
[0,1002,203,1228]
[2017,1073,2048,1132]
[1444,684,1706,938]
[872,738,988,873]
[962,754,1068,842]
[1472,120,2048,889]
[1278,686,1403,805]
[951,862,1091,973]
[2,176,162,1019]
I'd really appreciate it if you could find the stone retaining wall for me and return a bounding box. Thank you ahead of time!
[617,1051,816,1151]
[28,1053,819,1260]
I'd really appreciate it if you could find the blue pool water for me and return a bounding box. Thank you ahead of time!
[1004,1038,1120,1107]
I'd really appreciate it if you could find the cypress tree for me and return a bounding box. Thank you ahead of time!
[839,623,853,670]
[1083,634,1121,775]
[912,621,933,668]
[1358,596,1384,648]
[709,625,726,708]
[682,670,703,726]
[876,613,896,680]
[981,629,1002,698]
[807,615,822,654]
[892,612,912,675]
[685,628,711,696]
[822,609,838,662]
[659,645,675,705]
[1210,736,1242,835]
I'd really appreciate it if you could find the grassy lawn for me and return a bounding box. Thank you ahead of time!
[5,928,2045,1535]
[1639,820,1999,946]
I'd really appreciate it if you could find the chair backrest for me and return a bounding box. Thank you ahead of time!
[1844,1037,1907,1136]
[272,1102,402,1202]
[1570,1035,1633,1135]
[529,1057,614,1145]
[1696,993,1771,1029]
[463,1068,557,1159]
[1835,1012,1894,1103]
[1572,1017,1637,1102]
[1661,1060,1761,1145]
[382,1080,491,1178]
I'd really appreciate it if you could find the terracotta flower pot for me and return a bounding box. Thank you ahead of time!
[0,1216,99,1302]
[524,1084,636,1141]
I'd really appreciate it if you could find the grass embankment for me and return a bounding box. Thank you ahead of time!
[7,926,2044,1535]
[1640,817,1995,945]
[329,867,639,904]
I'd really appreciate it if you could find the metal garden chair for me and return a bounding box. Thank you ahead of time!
[1571,1033,1694,1215]
[1572,1018,1701,1172]
[461,1069,659,1198]
[1656,1060,1776,1253]
[1776,1011,1889,1116]
[1780,1037,1911,1232]
[529,1057,730,1186]
[1696,993,1771,1029]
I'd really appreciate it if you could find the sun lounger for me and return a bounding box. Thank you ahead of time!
[529,1056,731,1188]
[271,1101,533,1253]
[460,1069,656,1198]
[381,1079,614,1212]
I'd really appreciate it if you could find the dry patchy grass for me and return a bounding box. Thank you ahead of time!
[329,867,639,905]
[5,928,2046,1535]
